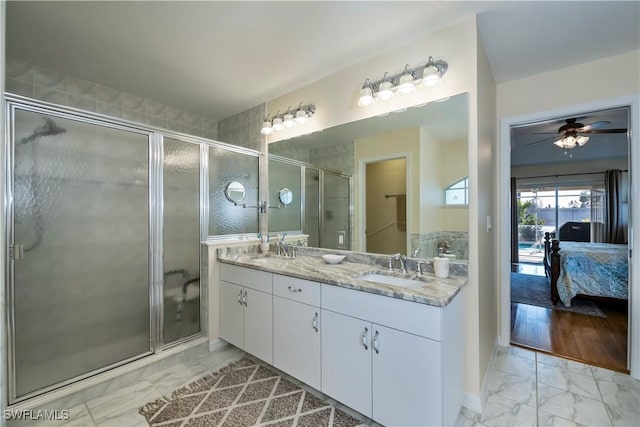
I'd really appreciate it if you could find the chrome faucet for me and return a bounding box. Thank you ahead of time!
[411,247,422,258]
[398,254,408,274]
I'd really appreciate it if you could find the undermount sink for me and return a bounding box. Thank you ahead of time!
[359,273,427,289]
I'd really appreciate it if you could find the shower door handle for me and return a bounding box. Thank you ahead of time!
[10,244,24,260]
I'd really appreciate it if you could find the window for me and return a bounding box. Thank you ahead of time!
[445,177,468,205]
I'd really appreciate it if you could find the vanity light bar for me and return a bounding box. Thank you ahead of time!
[261,103,316,135]
[357,57,448,107]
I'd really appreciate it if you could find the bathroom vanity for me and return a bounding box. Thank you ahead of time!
[218,253,466,427]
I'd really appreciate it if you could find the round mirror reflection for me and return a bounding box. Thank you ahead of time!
[225,181,246,204]
[278,187,293,205]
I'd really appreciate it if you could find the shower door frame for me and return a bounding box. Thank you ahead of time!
[3,95,206,405]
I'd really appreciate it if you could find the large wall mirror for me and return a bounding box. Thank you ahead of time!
[269,92,469,261]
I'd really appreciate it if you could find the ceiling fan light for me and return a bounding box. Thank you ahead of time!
[553,139,564,148]
[576,135,589,146]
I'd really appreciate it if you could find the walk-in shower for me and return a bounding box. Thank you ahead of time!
[4,98,208,404]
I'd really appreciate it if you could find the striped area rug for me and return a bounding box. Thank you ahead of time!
[139,357,368,426]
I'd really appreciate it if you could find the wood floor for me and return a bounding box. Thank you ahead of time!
[510,264,629,373]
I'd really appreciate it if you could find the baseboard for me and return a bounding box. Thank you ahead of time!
[208,338,229,352]
[463,337,500,414]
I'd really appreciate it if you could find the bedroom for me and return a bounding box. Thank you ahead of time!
[509,106,630,373]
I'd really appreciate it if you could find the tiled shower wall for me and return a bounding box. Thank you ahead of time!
[5,57,218,140]
[216,104,266,152]
[269,139,354,175]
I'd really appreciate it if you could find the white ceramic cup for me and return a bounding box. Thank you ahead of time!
[433,257,449,278]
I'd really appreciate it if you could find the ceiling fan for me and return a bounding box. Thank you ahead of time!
[524,117,627,149]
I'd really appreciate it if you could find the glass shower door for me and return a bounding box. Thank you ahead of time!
[322,172,350,250]
[163,137,201,344]
[10,109,152,401]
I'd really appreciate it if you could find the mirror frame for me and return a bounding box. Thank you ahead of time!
[224,181,246,204]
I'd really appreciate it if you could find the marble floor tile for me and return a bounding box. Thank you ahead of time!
[507,346,536,361]
[474,394,537,427]
[144,361,210,397]
[538,384,612,427]
[85,380,163,425]
[192,345,245,371]
[536,353,593,376]
[605,403,640,427]
[494,351,536,378]
[591,366,640,391]
[537,409,586,427]
[94,407,148,427]
[487,370,536,406]
[597,379,640,411]
[537,363,601,400]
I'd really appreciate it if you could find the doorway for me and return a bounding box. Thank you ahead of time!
[499,96,639,379]
[364,158,407,254]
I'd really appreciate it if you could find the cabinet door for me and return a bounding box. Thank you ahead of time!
[244,288,273,364]
[321,310,372,418]
[273,297,321,390]
[220,281,244,349]
[372,324,442,426]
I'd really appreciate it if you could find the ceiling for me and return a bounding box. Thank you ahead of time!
[6,1,640,121]
[510,107,630,167]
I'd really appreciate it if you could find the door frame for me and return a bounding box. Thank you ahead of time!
[358,153,411,254]
[498,94,640,379]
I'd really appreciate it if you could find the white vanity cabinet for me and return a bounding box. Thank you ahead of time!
[272,275,322,390]
[220,264,273,364]
[321,284,465,427]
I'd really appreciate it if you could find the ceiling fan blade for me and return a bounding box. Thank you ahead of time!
[582,128,627,134]
[580,120,611,131]
[524,136,557,147]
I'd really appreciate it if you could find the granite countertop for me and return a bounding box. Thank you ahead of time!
[218,253,466,307]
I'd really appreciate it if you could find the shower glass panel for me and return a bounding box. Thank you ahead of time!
[269,159,302,232]
[305,168,320,247]
[163,138,201,344]
[322,173,350,250]
[208,146,259,236]
[11,109,151,400]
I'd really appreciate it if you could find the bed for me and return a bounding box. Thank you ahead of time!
[543,232,628,307]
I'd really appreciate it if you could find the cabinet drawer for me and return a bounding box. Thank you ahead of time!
[273,275,321,307]
[221,264,272,293]
[321,285,441,341]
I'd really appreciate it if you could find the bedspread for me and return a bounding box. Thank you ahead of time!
[556,242,628,307]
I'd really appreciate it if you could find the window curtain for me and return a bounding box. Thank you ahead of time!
[510,177,519,264]
[605,169,626,244]
[590,187,605,243]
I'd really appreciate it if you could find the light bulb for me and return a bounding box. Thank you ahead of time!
[358,86,375,107]
[378,80,393,100]
[397,66,415,94]
[283,111,294,128]
[272,117,284,131]
[295,108,307,125]
[576,135,589,146]
[260,119,273,135]
[422,64,440,87]
[564,136,576,148]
